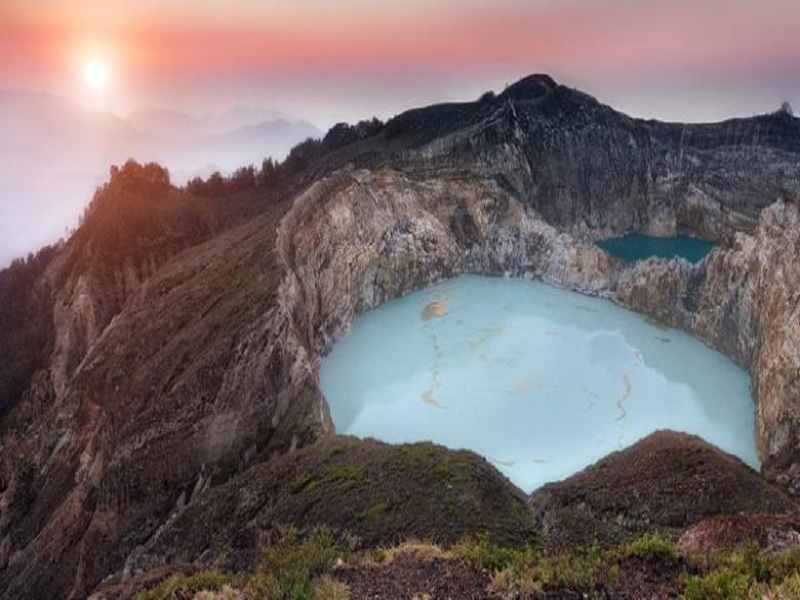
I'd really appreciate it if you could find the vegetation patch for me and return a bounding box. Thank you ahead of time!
[126,532,800,599]
[356,501,390,523]
[452,534,538,573]
[379,541,448,565]
[133,569,228,600]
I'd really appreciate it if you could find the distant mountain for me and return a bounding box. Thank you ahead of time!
[126,105,295,138]
[179,119,322,172]
[0,92,322,265]
[126,107,199,138]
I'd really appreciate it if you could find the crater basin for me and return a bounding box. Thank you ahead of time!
[320,275,758,492]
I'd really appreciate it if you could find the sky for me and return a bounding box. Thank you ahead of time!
[2,0,800,127]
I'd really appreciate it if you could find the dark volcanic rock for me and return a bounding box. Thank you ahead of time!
[530,431,797,551]
[122,437,538,575]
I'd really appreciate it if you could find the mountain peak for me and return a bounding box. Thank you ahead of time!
[500,74,558,101]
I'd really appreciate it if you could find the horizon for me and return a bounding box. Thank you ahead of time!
[2,0,800,266]
[3,1,800,126]
[2,68,796,132]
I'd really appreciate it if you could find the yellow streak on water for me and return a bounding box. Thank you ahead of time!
[622,372,633,402]
[468,326,504,349]
[421,389,444,408]
[514,380,533,394]
[421,294,453,320]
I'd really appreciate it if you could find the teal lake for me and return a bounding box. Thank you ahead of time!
[598,234,715,263]
[320,276,758,492]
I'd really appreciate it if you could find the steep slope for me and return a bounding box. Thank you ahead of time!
[530,431,796,550]
[315,75,800,237]
[1,75,799,598]
[123,437,538,576]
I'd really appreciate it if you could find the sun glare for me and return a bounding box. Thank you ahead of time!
[83,58,109,91]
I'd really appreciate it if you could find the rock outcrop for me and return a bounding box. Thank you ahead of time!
[120,437,537,577]
[614,200,800,489]
[529,431,797,550]
[1,75,799,598]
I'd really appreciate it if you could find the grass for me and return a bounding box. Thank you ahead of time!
[356,501,390,523]
[133,570,228,600]
[244,526,344,600]
[129,532,800,599]
[290,466,367,496]
[453,534,800,598]
[451,534,538,573]
[681,546,800,600]
[618,532,677,561]
[379,541,448,564]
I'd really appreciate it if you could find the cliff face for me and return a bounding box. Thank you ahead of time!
[318,75,800,240]
[614,200,800,486]
[530,431,798,550]
[1,76,799,598]
[275,169,800,484]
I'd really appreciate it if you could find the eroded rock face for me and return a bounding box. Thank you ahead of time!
[614,201,800,487]
[1,76,799,598]
[276,168,614,362]
[275,169,800,489]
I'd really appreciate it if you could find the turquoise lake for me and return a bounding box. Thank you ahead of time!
[320,275,758,492]
[598,234,715,263]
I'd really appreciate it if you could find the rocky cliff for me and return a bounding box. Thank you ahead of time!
[1,75,799,598]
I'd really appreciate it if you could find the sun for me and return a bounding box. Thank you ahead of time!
[83,58,109,91]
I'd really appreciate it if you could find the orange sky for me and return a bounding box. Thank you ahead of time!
[2,1,800,123]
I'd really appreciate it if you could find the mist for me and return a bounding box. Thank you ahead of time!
[0,92,320,266]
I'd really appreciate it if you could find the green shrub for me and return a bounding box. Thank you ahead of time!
[452,535,535,572]
[249,526,341,600]
[682,568,753,600]
[533,544,605,590]
[770,550,800,583]
[763,571,800,599]
[487,567,541,598]
[356,502,389,522]
[312,576,350,599]
[134,570,227,600]
[681,545,800,599]
[620,533,677,561]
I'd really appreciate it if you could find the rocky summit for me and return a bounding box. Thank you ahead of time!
[1,75,800,598]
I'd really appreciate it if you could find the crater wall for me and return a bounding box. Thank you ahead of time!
[275,168,800,491]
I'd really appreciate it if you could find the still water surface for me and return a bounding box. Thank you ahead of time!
[320,276,758,492]
[598,234,715,263]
